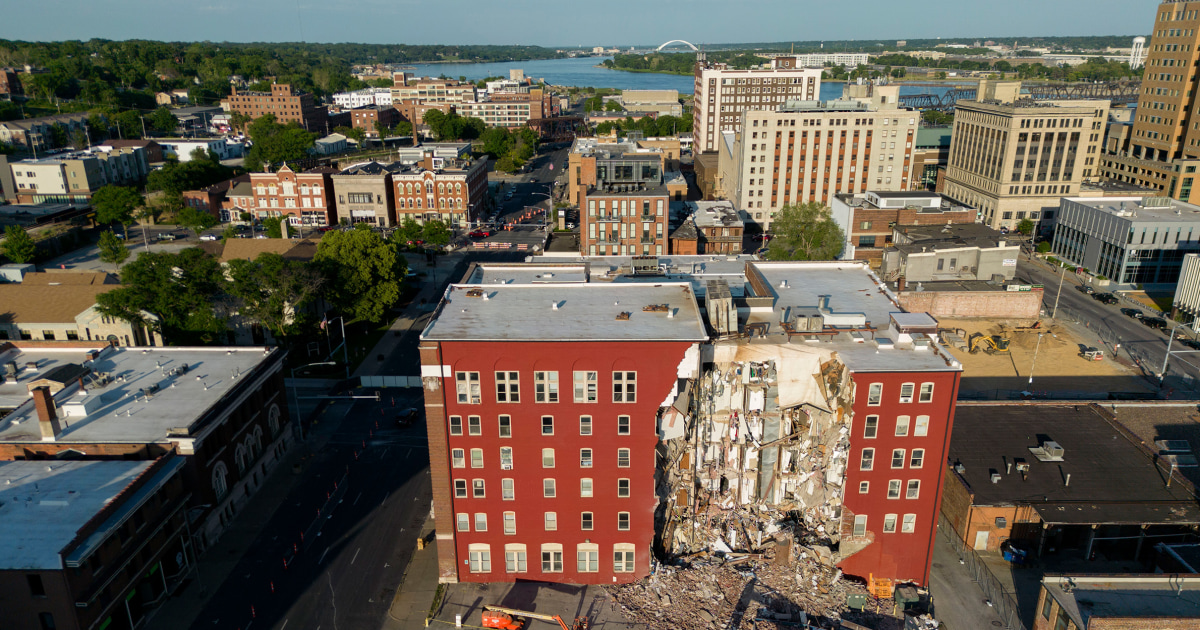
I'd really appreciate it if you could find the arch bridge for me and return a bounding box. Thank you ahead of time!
[656,40,698,52]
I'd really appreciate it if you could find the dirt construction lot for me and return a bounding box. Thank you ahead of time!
[937,318,1154,395]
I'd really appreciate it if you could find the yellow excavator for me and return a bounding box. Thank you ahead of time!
[968,333,1011,355]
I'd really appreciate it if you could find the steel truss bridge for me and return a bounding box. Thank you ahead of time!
[898,81,1142,111]
[526,116,587,142]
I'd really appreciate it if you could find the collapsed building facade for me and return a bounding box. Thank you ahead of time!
[421,255,962,593]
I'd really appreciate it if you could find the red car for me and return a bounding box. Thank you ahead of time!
[469,230,493,238]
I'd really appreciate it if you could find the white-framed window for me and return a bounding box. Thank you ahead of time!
[860,448,874,471]
[573,371,598,402]
[902,514,916,533]
[468,544,491,573]
[454,479,467,498]
[580,448,593,468]
[495,371,520,402]
[914,415,930,437]
[617,415,630,435]
[542,543,563,572]
[449,416,462,436]
[618,512,630,530]
[470,448,484,468]
[919,383,934,403]
[853,515,867,537]
[581,512,593,530]
[457,513,470,531]
[888,479,902,499]
[499,415,511,438]
[899,383,915,403]
[867,383,882,406]
[906,479,921,499]
[613,371,636,402]
[468,416,482,436]
[864,415,878,439]
[502,478,515,500]
[883,514,898,533]
[618,478,630,497]
[618,448,631,468]
[891,449,906,469]
[543,478,556,498]
[542,448,555,468]
[579,416,592,435]
[472,479,485,498]
[910,449,925,469]
[580,478,593,497]
[212,462,228,499]
[503,511,516,535]
[474,513,488,532]
[613,543,636,573]
[456,372,481,404]
[500,447,513,469]
[451,448,466,468]
[895,415,910,437]
[505,544,527,572]
[535,371,559,402]
[576,543,599,572]
[858,481,869,494]
[541,416,554,436]
[544,512,557,531]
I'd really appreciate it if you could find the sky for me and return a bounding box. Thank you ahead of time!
[1,0,1149,46]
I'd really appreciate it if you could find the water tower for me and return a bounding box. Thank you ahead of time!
[1131,36,1147,70]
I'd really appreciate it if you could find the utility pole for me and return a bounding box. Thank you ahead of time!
[140,116,147,140]
[1160,321,1181,386]
[1051,262,1066,319]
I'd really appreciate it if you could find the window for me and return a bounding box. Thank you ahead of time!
[495,371,520,402]
[577,543,599,572]
[581,512,593,530]
[617,416,630,435]
[573,371,598,402]
[542,544,564,572]
[858,481,869,494]
[614,543,636,573]
[860,448,874,470]
[449,416,462,435]
[895,416,910,437]
[456,372,481,404]
[867,383,882,405]
[581,478,593,497]
[465,448,482,468]
[618,512,630,530]
[475,513,488,531]
[468,416,482,436]
[541,416,554,435]
[853,515,867,537]
[907,480,920,499]
[28,574,45,597]
[899,383,915,403]
[504,512,516,535]
[455,479,467,498]
[618,448,631,468]
[457,513,470,531]
[914,415,929,437]
[880,514,897,533]
[891,449,906,468]
[910,449,925,469]
[1042,590,1054,620]
[468,545,491,573]
[500,447,513,469]
[451,449,465,468]
[499,415,511,438]
[888,480,902,499]
[618,478,630,497]
[543,478,556,498]
[581,449,593,468]
[505,545,527,572]
[472,479,485,498]
[542,448,555,468]
[544,512,557,531]
[919,383,934,403]
[502,478,515,500]
[902,514,916,533]
[613,371,636,402]
[535,371,558,402]
[863,415,878,438]
[580,416,592,435]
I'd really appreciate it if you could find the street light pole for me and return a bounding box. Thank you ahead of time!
[290,361,338,439]
[1028,332,1044,386]
[1051,262,1066,319]
[1160,321,1182,386]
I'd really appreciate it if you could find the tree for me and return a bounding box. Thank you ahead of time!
[92,185,145,228]
[314,228,405,323]
[112,110,144,139]
[333,125,366,145]
[177,206,218,237]
[921,110,954,126]
[1016,218,1036,235]
[495,156,517,173]
[149,107,179,135]
[1036,241,1052,254]
[225,253,325,339]
[604,100,624,112]
[392,218,423,244]
[422,220,451,247]
[764,202,845,261]
[263,216,288,238]
[1,226,37,264]
[97,230,130,266]
[244,114,317,171]
[95,248,228,344]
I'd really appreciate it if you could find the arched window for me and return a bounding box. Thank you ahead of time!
[268,404,281,437]
[426,182,434,194]
[416,198,422,209]
[235,443,249,475]
[252,426,263,456]
[455,182,462,193]
[212,462,229,499]
[406,183,413,194]
[438,183,445,194]
[398,198,406,209]
[439,198,446,209]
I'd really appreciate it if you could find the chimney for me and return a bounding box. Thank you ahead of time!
[32,386,61,441]
[897,276,907,292]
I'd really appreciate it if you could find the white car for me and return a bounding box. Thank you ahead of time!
[199,234,219,241]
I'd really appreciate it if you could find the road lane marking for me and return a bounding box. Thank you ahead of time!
[351,547,361,564]
[382,490,390,505]
[353,492,362,506]
[280,620,288,630]
[319,547,330,565]
[406,448,412,459]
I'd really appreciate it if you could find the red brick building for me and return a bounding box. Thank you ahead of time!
[832,191,977,267]
[0,67,22,96]
[221,84,328,133]
[392,152,489,227]
[182,174,251,220]
[420,283,708,584]
[249,165,338,227]
[350,105,401,137]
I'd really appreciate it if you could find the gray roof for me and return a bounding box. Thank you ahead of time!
[891,222,1012,253]
[1064,196,1200,223]
[685,201,744,229]
[1043,574,1200,628]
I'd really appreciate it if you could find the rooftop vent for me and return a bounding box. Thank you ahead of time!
[643,304,669,313]
[1029,440,1065,462]
[465,288,485,298]
[615,312,631,320]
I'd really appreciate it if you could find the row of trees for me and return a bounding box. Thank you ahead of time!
[594,113,693,138]
[603,51,768,75]
[869,54,1138,82]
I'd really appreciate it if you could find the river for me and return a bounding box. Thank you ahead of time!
[408,56,965,99]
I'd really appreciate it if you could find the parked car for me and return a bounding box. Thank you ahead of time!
[395,407,419,428]
[1143,317,1168,330]
[1181,338,1200,350]
[469,229,493,238]
[199,233,219,241]
[111,230,126,240]
[156,232,176,241]
[1075,284,1095,294]
[1093,293,1119,304]
[1120,308,1144,319]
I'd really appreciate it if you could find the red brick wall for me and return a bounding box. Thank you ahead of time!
[897,290,1042,320]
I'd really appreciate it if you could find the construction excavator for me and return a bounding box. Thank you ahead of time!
[482,606,590,630]
[968,333,1011,355]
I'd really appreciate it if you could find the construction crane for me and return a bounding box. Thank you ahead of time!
[968,333,1011,355]
[482,606,590,630]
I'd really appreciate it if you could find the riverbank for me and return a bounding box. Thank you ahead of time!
[594,64,692,76]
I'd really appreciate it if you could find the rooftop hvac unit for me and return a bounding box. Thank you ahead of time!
[3,361,15,377]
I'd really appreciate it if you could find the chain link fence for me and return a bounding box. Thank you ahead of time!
[938,514,1028,630]
[1052,304,1198,394]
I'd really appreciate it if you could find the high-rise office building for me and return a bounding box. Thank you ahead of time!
[693,55,822,154]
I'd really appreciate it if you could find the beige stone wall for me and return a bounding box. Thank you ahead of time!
[897,290,1042,319]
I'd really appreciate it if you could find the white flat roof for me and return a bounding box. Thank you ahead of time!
[0,345,279,444]
[0,460,152,569]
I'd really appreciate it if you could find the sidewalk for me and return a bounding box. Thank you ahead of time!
[381,512,440,629]
[143,399,354,630]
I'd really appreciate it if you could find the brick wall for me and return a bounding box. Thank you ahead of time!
[420,341,458,583]
[939,465,973,538]
[1090,617,1200,629]
[897,290,1042,320]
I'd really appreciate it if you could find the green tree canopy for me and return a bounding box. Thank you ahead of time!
[314,228,405,323]
[422,220,451,247]
[244,114,316,171]
[148,107,178,135]
[92,185,145,227]
[764,202,845,261]
[97,230,130,266]
[263,216,289,238]
[392,218,423,244]
[177,206,218,236]
[225,252,326,339]
[1,226,37,264]
[1016,218,1036,235]
[95,248,228,343]
[145,157,234,197]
